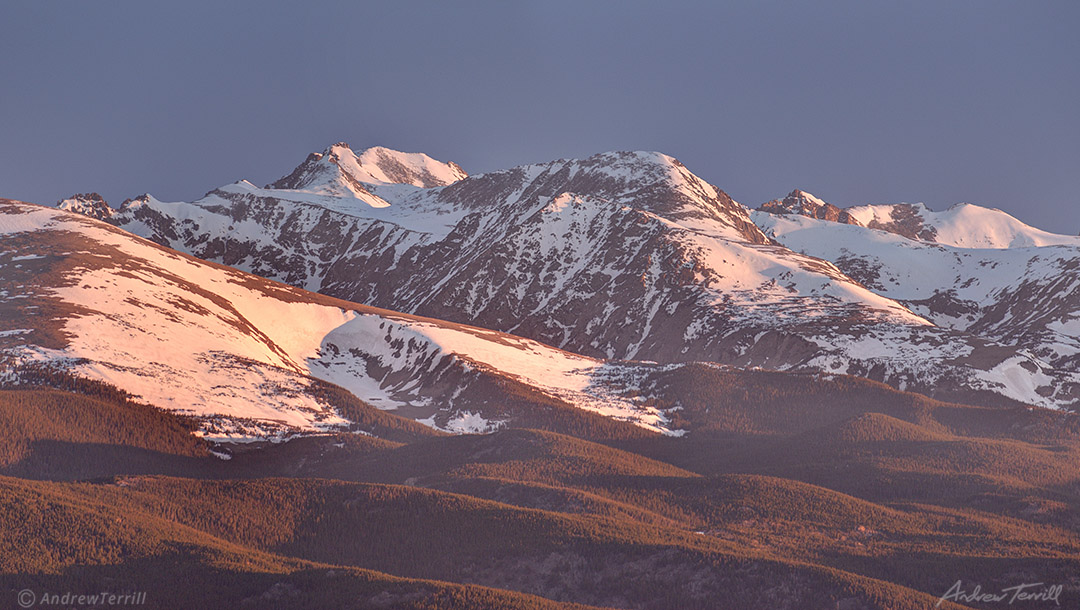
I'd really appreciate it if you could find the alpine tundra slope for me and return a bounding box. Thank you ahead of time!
[1,200,688,440]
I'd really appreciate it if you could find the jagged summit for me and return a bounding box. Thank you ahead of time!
[758,190,860,225]
[56,192,113,220]
[267,142,467,194]
[117,193,155,212]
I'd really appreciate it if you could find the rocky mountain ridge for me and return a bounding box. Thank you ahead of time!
[53,143,1080,410]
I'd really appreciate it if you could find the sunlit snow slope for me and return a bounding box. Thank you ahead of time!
[0,200,679,439]
[843,201,1080,249]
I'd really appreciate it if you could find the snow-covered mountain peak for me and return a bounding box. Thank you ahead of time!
[845,201,1080,249]
[573,150,709,192]
[268,141,466,196]
[56,192,113,220]
[438,150,770,245]
[757,194,1079,249]
[354,145,468,187]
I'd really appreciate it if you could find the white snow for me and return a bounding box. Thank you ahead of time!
[753,209,1079,320]
[647,211,930,326]
[209,449,233,460]
[310,312,686,435]
[258,142,466,204]
[796,190,828,209]
[442,411,503,434]
[352,145,467,187]
[844,202,1080,249]
[755,207,1080,409]
[211,181,470,240]
[0,205,60,234]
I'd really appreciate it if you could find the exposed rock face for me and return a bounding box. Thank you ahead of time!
[759,190,861,225]
[56,143,1080,409]
[56,193,114,220]
[754,206,1080,408]
[862,203,939,241]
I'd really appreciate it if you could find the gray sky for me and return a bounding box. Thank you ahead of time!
[2,1,1077,232]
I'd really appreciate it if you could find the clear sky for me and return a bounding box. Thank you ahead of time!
[2,1,1077,232]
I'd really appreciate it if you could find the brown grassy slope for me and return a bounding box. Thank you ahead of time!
[208,417,1080,607]
[304,427,698,488]
[592,367,1080,607]
[3,377,1075,607]
[452,369,662,441]
[54,474,968,610]
[642,364,1080,440]
[0,380,446,481]
[611,366,1080,505]
[421,475,682,527]
[677,413,1080,512]
[0,475,602,610]
[0,387,212,480]
[610,364,1080,499]
[316,431,1080,608]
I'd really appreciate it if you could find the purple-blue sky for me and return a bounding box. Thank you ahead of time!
[2,1,1077,232]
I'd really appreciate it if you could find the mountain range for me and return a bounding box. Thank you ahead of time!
[4,142,1079,608]
[52,142,1080,414]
